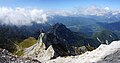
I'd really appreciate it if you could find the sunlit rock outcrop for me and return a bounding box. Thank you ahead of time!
[23,33,54,62]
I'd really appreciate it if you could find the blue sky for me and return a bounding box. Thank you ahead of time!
[0,0,120,10]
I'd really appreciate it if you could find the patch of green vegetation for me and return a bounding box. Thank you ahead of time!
[18,37,37,49]
[15,49,24,56]
[14,37,37,56]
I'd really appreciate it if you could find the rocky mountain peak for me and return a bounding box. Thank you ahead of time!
[49,23,71,36]
[52,23,66,29]
[49,23,76,45]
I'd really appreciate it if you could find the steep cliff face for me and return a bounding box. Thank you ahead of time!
[23,33,54,62]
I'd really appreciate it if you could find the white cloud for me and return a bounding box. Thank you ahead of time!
[0,6,120,26]
[47,10,71,16]
[0,7,48,26]
[104,7,110,10]
[72,6,111,16]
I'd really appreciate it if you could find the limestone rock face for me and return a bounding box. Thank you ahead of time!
[44,40,120,63]
[23,33,54,62]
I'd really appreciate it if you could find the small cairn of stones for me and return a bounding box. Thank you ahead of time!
[0,48,41,63]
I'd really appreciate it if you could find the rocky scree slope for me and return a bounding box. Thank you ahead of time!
[44,40,120,63]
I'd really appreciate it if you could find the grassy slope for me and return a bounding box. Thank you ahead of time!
[14,37,37,56]
[18,37,37,48]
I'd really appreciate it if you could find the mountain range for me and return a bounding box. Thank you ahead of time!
[0,22,120,63]
[0,7,120,61]
[0,22,118,57]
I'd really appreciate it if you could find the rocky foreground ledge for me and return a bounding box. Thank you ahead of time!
[0,48,41,63]
[1,41,120,63]
[44,40,120,63]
